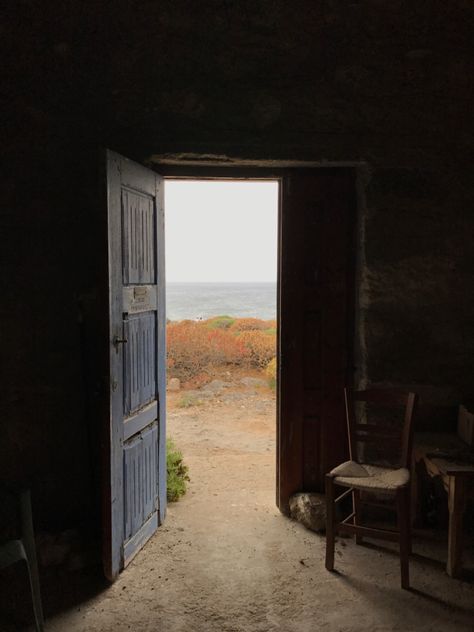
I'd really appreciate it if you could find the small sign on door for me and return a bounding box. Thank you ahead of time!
[123,285,157,313]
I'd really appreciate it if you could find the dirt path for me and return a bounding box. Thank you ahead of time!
[46,378,474,632]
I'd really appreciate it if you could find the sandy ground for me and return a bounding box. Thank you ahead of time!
[19,376,474,630]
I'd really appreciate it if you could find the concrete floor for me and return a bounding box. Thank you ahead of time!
[14,382,474,631]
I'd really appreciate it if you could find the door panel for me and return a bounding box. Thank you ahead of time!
[123,312,156,415]
[122,189,156,284]
[104,150,166,581]
[123,424,158,541]
[277,169,355,514]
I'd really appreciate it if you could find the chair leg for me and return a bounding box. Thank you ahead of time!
[353,489,363,544]
[25,559,44,632]
[397,487,411,590]
[325,475,336,571]
[20,490,44,631]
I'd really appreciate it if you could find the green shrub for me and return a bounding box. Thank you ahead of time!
[205,315,235,329]
[167,438,190,502]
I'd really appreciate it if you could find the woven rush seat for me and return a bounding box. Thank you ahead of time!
[330,460,410,491]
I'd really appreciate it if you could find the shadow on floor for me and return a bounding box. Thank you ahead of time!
[0,562,108,631]
[355,532,474,584]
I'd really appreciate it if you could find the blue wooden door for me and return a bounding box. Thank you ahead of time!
[104,150,166,580]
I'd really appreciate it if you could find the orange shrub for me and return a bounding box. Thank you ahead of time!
[167,319,251,380]
[167,321,213,380]
[230,317,270,332]
[237,330,276,368]
[206,328,249,365]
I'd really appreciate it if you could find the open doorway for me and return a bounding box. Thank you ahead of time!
[103,151,356,579]
[164,179,279,514]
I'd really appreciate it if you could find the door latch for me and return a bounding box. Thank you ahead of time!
[113,336,128,352]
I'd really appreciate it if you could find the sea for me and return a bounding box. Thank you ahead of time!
[166,282,276,321]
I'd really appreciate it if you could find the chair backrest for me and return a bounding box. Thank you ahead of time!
[344,388,418,469]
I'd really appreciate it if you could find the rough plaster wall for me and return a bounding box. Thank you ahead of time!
[363,169,474,410]
[2,1,474,527]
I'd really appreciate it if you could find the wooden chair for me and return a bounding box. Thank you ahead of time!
[325,388,418,589]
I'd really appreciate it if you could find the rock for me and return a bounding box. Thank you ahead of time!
[240,377,267,388]
[168,378,181,391]
[289,493,326,533]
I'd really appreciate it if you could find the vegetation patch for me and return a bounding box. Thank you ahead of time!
[230,317,269,332]
[205,315,235,329]
[167,316,276,381]
[167,438,190,502]
[266,357,277,390]
[234,330,275,367]
[176,394,201,408]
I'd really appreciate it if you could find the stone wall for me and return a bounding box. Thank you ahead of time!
[2,1,474,528]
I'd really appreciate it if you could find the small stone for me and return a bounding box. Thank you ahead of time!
[289,492,326,533]
[168,378,181,391]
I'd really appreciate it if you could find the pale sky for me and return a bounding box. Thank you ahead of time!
[164,180,279,282]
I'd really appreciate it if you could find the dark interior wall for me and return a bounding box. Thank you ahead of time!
[1,145,105,529]
[2,1,474,529]
[362,167,474,410]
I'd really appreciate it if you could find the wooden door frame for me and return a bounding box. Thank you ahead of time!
[148,161,362,515]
